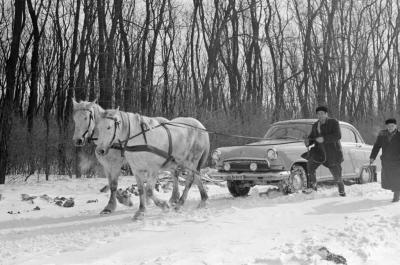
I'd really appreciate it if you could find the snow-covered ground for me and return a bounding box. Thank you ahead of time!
[1,174,400,265]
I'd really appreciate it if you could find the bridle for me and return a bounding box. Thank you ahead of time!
[75,108,96,143]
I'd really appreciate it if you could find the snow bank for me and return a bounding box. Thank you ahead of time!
[0,175,399,265]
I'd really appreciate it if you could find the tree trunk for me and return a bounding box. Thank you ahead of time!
[145,0,167,114]
[0,0,25,184]
[55,0,67,174]
[190,0,200,107]
[26,0,41,175]
[97,0,109,108]
[317,0,338,107]
[68,0,81,178]
[140,0,151,113]
[116,0,134,112]
[44,71,52,180]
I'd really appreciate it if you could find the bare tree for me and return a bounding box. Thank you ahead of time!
[26,0,50,176]
[0,0,25,184]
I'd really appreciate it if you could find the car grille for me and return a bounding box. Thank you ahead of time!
[222,160,270,172]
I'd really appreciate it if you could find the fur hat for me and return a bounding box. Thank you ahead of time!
[385,118,397,125]
[315,106,328,113]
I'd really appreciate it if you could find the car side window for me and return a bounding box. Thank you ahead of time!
[341,126,357,143]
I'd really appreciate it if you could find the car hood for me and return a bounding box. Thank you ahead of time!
[216,139,304,159]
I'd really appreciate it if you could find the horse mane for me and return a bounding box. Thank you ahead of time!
[73,100,105,119]
[100,110,168,132]
[139,115,161,130]
[101,109,119,119]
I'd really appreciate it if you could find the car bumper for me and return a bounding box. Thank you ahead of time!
[208,169,291,182]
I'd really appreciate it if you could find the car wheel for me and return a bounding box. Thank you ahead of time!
[227,180,250,197]
[288,165,307,192]
[358,166,373,184]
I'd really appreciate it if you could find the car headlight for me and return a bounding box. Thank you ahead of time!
[249,162,258,171]
[211,149,221,162]
[223,162,231,171]
[266,148,278,160]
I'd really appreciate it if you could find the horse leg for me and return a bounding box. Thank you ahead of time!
[115,173,133,207]
[169,169,180,205]
[133,175,146,221]
[146,177,169,211]
[100,168,118,215]
[195,149,209,208]
[175,173,195,210]
[194,174,208,208]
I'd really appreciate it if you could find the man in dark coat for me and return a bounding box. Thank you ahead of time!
[369,118,400,202]
[303,106,345,196]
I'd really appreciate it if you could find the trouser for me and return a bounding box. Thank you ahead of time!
[393,190,400,201]
[307,159,345,194]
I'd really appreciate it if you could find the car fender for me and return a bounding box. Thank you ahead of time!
[289,159,308,171]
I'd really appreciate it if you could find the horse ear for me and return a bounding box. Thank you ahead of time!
[93,98,98,104]
[116,106,120,111]
[72,98,78,108]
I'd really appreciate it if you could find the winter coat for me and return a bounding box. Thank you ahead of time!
[304,118,343,166]
[370,129,400,191]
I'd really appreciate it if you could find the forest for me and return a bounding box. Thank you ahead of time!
[1,0,399,183]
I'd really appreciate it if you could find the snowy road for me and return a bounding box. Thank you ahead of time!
[1,176,400,265]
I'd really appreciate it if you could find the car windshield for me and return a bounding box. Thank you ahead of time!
[264,123,312,140]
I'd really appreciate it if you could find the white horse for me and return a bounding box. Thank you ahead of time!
[72,99,180,214]
[94,109,210,220]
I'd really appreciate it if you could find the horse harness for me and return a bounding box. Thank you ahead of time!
[107,113,176,167]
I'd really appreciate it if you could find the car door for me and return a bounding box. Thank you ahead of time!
[352,128,374,172]
[316,125,357,181]
[340,125,363,178]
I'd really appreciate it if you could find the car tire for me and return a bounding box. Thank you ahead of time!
[287,165,307,193]
[227,180,250,197]
[358,166,373,184]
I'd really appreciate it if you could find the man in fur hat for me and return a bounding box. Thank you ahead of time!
[370,118,400,202]
[303,106,346,196]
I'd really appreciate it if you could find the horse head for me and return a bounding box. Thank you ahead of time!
[95,109,123,156]
[72,98,99,146]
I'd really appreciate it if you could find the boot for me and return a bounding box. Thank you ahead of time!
[338,182,346,197]
[311,182,318,191]
[302,182,317,194]
[392,191,400,202]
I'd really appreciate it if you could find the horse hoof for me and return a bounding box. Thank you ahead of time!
[122,199,133,207]
[161,202,170,211]
[160,200,170,208]
[174,204,182,212]
[169,199,179,206]
[133,211,145,221]
[197,201,207,209]
[100,209,112,215]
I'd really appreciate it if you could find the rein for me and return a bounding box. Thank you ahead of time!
[102,116,308,166]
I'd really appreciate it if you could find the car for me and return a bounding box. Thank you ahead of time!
[208,119,379,197]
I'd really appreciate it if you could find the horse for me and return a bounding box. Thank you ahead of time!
[94,109,210,220]
[72,99,181,213]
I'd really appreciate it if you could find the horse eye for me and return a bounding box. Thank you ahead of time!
[107,126,111,130]
[84,117,87,120]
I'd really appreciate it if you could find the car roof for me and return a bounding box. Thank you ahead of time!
[272,118,353,127]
